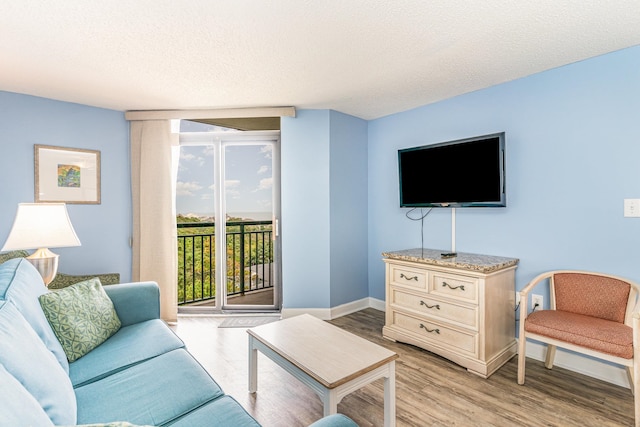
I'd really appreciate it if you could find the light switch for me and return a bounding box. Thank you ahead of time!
[624,199,640,217]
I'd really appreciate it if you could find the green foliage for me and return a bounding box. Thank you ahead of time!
[176,216,274,305]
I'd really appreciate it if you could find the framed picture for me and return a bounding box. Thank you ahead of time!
[35,145,101,204]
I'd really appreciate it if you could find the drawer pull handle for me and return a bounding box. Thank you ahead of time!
[442,281,465,291]
[419,323,440,334]
[420,301,440,310]
[400,273,418,281]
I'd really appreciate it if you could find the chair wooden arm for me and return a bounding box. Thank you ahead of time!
[518,271,555,316]
[519,271,553,299]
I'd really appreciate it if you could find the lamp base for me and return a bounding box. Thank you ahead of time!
[26,248,59,287]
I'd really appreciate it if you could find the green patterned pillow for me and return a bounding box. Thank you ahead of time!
[39,278,121,362]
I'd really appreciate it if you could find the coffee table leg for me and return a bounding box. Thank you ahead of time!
[384,361,396,427]
[248,335,258,393]
[322,389,339,417]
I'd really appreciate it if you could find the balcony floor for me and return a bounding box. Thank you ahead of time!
[181,288,275,308]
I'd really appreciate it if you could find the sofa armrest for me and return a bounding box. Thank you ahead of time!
[308,414,359,427]
[103,281,160,326]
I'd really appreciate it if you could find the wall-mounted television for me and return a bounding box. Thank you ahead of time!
[398,132,506,208]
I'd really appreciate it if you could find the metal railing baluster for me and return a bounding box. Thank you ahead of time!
[176,221,274,306]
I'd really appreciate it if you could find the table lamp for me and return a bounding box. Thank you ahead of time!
[1,203,81,286]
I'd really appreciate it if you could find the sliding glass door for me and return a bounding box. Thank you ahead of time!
[177,128,280,313]
[222,142,279,310]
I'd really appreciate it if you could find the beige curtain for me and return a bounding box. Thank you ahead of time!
[130,120,178,323]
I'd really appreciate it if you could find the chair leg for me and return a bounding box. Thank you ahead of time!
[517,335,527,385]
[634,314,640,427]
[634,360,640,427]
[635,372,640,427]
[517,301,528,385]
[627,367,634,396]
[545,344,557,369]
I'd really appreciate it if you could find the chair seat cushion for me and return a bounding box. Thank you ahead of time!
[525,310,633,359]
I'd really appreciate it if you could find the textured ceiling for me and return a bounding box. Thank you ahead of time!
[1,1,639,120]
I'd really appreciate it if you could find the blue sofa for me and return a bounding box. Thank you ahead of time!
[0,258,357,427]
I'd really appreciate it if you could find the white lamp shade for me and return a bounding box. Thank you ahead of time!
[1,203,81,251]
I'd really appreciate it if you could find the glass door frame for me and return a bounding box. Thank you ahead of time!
[178,130,281,313]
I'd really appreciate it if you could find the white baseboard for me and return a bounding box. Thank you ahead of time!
[281,307,332,320]
[281,299,629,389]
[281,297,385,320]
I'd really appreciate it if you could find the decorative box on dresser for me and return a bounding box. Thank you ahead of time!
[382,248,519,378]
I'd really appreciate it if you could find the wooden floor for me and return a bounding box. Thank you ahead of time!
[172,308,635,427]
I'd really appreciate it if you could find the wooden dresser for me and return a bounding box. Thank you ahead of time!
[382,248,518,378]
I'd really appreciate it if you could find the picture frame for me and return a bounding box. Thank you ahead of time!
[35,145,101,204]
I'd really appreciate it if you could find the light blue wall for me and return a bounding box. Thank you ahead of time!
[281,110,369,309]
[329,111,369,306]
[281,110,332,308]
[368,45,640,302]
[0,91,132,281]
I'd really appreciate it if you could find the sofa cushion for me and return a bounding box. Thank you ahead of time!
[0,362,55,427]
[166,395,261,427]
[63,423,153,427]
[39,278,121,362]
[0,258,69,372]
[70,318,185,387]
[75,348,224,425]
[308,414,360,427]
[0,301,77,424]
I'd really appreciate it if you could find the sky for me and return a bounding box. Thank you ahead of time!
[175,121,274,220]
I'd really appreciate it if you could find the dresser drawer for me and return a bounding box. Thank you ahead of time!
[390,288,478,329]
[430,272,478,303]
[390,310,477,355]
[389,264,427,291]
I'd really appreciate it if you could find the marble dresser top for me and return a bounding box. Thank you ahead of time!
[382,248,519,273]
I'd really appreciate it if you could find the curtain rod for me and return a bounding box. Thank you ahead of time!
[124,106,295,121]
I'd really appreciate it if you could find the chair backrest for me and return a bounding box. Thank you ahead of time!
[553,272,631,323]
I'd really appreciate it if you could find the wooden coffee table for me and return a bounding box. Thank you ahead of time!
[248,314,398,426]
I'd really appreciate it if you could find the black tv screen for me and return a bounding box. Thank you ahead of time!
[398,132,506,208]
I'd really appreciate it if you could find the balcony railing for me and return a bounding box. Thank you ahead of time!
[177,220,273,306]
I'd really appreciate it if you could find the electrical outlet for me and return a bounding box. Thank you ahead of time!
[515,292,521,305]
[532,294,544,310]
[624,199,640,217]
